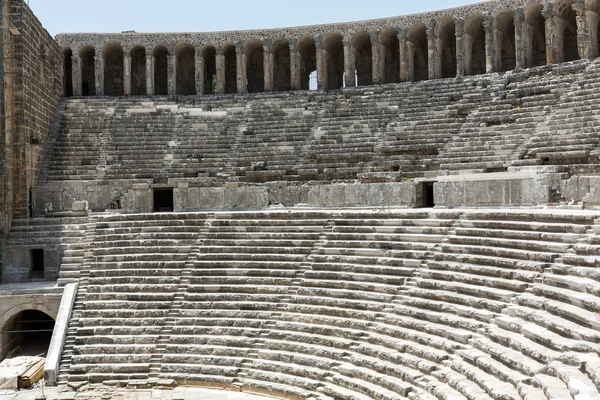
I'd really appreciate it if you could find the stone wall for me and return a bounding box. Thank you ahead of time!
[0,0,62,233]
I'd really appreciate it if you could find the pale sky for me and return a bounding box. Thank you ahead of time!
[27,0,479,37]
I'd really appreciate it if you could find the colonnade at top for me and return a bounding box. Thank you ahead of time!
[60,0,600,97]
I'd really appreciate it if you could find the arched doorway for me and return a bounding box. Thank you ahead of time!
[438,18,457,78]
[202,46,217,95]
[298,37,316,90]
[525,3,547,67]
[153,45,168,96]
[62,48,73,97]
[408,24,428,82]
[323,33,344,90]
[352,31,373,86]
[79,45,96,96]
[557,0,579,62]
[272,38,291,92]
[380,27,400,83]
[2,310,55,359]
[175,42,196,95]
[245,39,264,93]
[130,45,146,96]
[464,14,486,75]
[103,42,124,96]
[223,44,237,94]
[497,10,516,72]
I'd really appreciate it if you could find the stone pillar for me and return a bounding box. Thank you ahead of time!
[195,46,204,95]
[398,27,408,82]
[72,54,82,96]
[145,49,154,95]
[406,40,415,81]
[542,3,557,64]
[236,41,246,94]
[315,35,326,90]
[454,17,466,77]
[167,52,175,95]
[263,39,272,92]
[371,32,382,84]
[514,7,526,69]
[483,12,495,73]
[94,54,103,96]
[573,0,593,59]
[289,38,299,90]
[216,46,225,95]
[123,49,131,96]
[343,36,355,88]
[426,18,437,80]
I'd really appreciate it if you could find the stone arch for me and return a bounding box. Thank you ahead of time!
[78,45,96,96]
[1,305,56,359]
[62,48,73,97]
[408,23,428,81]
[464,13,486,75]
[245,39,264,93]
[102,42,124,96]
[496,9,516,71]
[202,46,217,95]
[380,27,400,83]
[130,45,146,96]
[352,31,373,86]
[323,33,344,90]
[152,45,168,96]
[272,38,291,92]
[437,17,457,78]
[525,3,547,67]
[555,0,579,62]
[298,36,316,90]
[175,42,195,95]
[222,44,237,94]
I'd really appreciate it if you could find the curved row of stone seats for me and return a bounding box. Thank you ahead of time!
[59,209,600,399]
[404,210,600,399]
[4,216,89,282]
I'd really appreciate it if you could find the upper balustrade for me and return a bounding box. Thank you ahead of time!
[56,0,597,97]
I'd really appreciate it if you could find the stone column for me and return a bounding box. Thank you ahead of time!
[398,27,408,82]
[454,17,466,77]
[94,54,103,96]
[315,35,326,90]
[216,46,225,95]
[573,0,593,59]
[343,36,355,88]
[514,7,526,69]
[123,48,131,96]
[289,38,299,90]
[483,12,495,73]
[145,49,154,96]
[263,39,272,92]
[371,32,382,84]
[167,52,175,95]
[542,3,557,64]
[236,41,246,94]
[72,54,82,96]
[426,18,437,80]
[195,46,204,95]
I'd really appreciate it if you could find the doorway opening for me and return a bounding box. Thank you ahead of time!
[31,249,44,280]
[153,188,174,212]
[2,310,55,359]
[419,182,436,208]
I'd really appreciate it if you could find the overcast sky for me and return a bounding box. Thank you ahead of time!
[27,0,478,37]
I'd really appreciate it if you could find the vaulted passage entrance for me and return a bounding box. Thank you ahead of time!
[2,310,55,359]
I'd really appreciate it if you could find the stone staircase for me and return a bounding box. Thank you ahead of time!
[53,208,600,399]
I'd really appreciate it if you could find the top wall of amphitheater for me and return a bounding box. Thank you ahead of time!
[55,0,599,96]
[56,0,535,47]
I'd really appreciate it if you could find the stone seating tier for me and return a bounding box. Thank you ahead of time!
[33,208,600,400]
[40,59,600,187]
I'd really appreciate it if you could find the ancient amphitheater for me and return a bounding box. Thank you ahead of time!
[4,0,600,398]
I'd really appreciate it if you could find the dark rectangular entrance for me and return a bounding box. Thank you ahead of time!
[31,249,44,279]
[419,182,435,208]
[153,188,174,212]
